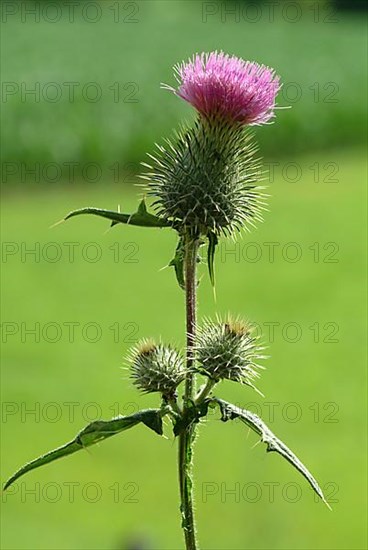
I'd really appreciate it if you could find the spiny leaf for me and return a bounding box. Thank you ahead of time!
[3,409,163,491]
[169,236,185,289]
[212,398,331,509]
[173,399,210,436]
[207,231,218,288]
[63,199,172,229]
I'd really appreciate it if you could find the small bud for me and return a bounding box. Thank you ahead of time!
[128,339,185,396]
[195,317,266,393]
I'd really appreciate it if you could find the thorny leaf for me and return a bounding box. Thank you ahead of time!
[212,398,331,508]
[63,198,172,229]
[207,231,218,288]
[169,236,185,289]
[4,409,164,491]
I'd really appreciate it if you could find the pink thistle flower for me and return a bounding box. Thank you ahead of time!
[166,51,281,126]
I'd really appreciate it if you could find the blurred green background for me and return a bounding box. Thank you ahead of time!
[1,1,367,549]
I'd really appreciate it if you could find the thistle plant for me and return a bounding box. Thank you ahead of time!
[4,52,330,549]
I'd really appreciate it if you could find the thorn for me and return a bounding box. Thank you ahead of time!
[212,284,217,303]
[251,384,265,398]
[49,218,65,229]
[324,499,333,511]
[82,446,93,457]
[251,439,262,450]
[159,264,170,272]
[103,225,113,235]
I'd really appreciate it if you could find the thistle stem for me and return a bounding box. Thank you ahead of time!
[178,234,199,550]
[195,378,216,405]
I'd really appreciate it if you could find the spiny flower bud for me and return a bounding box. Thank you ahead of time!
[144,118,265,237]
[128,339,185,396]
[195,317,266,393]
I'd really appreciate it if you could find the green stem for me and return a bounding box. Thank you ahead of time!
[178,234,199,550]
[195,378,216,405]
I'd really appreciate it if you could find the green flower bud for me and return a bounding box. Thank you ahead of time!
[195,317,266,393]
[128,339,185,396]
[142,117,265,237]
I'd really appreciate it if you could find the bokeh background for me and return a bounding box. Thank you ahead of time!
[1,1,367,549]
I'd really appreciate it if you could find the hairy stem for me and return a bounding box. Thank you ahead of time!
[178,234,199,550]
[195,378,216,405]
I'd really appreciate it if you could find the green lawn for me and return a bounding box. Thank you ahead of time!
[1,149,366,549]
[1,0,366,174]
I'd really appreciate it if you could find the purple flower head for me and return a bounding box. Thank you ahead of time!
[168,51,281,126]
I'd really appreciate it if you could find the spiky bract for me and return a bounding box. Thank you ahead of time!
[195,317,265,391]
[129,339,185,396]
[143,117,265,237]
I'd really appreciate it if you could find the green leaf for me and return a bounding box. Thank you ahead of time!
[64,199,172,229]
[169,236,185,289]
[212,398,331,508]
[173,399,210,436]
[207,231,218,288]
[3,409,163,491]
